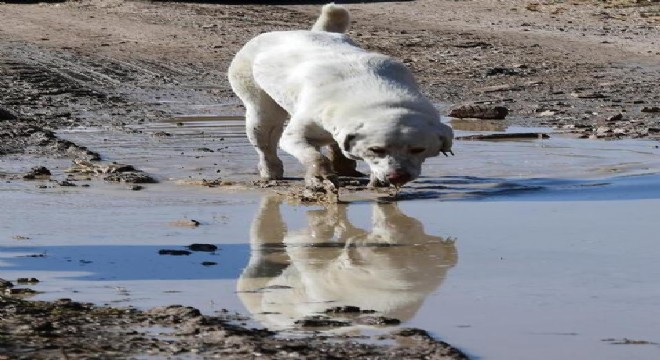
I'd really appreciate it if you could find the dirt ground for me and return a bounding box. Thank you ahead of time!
[0,0,659,358]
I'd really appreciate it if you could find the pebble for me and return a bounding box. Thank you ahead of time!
[170,219,201,228]
[23,166,51,179]
[448,104,509,119]
[16,278,39,284]
[457,133,549,141]
[187,243,217,252]
[355,316,401,326]
[158,249,192,256]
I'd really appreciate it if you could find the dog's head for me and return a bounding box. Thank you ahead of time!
[338,112,454,187]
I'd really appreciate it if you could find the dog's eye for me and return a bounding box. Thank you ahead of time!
[368,147,387,156]
[409,147,426,154]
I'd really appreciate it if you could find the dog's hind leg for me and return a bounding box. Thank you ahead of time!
[244,96,288,180]
[229,58,288,180]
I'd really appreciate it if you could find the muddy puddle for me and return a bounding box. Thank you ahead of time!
[2,114,660,359]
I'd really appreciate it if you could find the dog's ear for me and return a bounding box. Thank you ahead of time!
[338,132,363,160]
[342,133,358,152]
[434,123,454,156]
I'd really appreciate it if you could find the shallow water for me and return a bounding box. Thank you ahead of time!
[1,116,660,359]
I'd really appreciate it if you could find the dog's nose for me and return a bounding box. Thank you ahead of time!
[387,171,412,187]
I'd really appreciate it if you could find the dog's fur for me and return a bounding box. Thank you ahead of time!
[228,3,453,188]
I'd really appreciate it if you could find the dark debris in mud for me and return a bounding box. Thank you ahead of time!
[456,132,550,141]
[0,296,468,360]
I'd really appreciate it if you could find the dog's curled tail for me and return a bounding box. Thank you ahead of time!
[311,3,349,34]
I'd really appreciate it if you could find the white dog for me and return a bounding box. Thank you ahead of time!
[228,3,453,189]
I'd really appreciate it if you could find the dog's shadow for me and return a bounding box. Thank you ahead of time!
[236,195,458,331]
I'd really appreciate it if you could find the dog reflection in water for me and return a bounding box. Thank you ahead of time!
[237,196,458,331]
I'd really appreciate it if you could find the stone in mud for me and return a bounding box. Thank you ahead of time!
[169,219,201,228]
[294,316,351,328]
[0,107,17,120]
[325,306,362,314]
[16,278,39,284]
[325,306,376,314]
[390,327,432,338]
[355,316,401,326]
[607,113,624,122]
[23,166,51,179]
[4,287,38,296]
[485,67,521,76]
[457,133,549,141]
[66,160,136,175]
[158,249,192,256]
[596,126,613,136]
[448,103,509,119]
[104,172,157,184]
[187,243,217,252]
[0,278,13,289]
[146,305,202,322]
[641,106,660,113]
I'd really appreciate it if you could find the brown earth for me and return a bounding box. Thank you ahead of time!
[1,0,659,358]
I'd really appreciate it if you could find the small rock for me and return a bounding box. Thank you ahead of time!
[104,172,157,184]
[23,166,51,180]
[147,305,202,321]
[641,106,660,113]
[391,328,432,338]
[201,261,217,266]
[449,104,509,119]
[0,107,17,120]
[485,67,521,76]
[355,316,401,326]
[4,288,37,296]
[457,133,549,141]
[325,306,362,314]
[187,243,217,252]
[16,278,39,284]
[57,180,77,187]
[128,185,143,191]
[158,249,192,256]
[596,126,612,136]
[294,316,351,328]
[571,91,606,99]
[152,131,171,137]
[170,219,201,228]
[607,113,624,121]
[0,278,13,289]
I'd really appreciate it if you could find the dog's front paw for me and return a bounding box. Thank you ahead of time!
[305,173,339,193]
[304,159,339,192]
